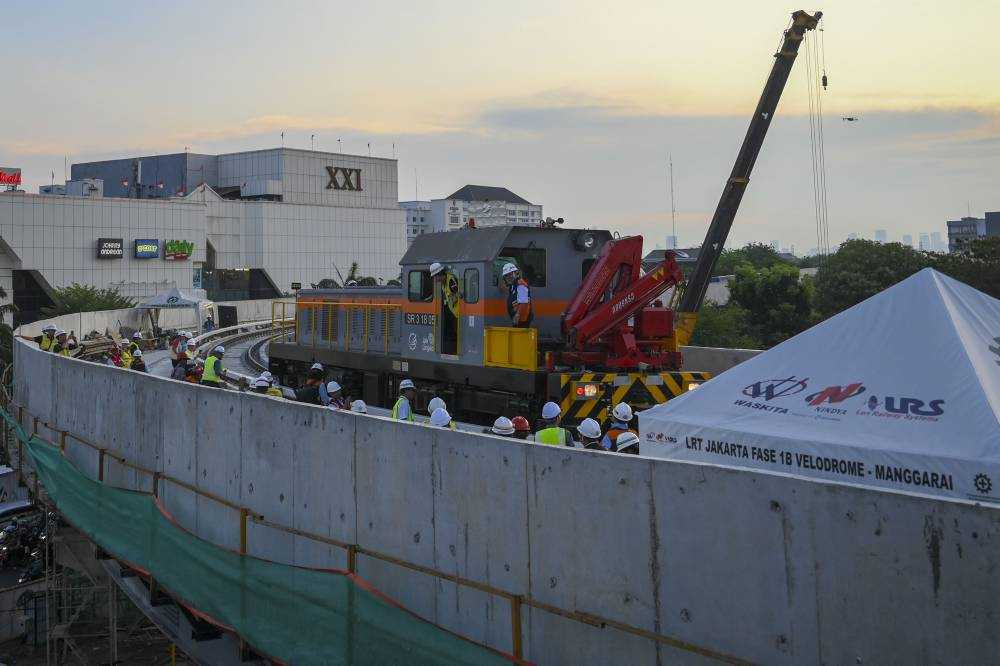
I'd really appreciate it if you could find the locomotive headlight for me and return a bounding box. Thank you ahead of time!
[575,232,596,251]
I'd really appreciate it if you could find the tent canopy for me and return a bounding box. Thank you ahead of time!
[136,288,205,310]
[640,268,1000,504]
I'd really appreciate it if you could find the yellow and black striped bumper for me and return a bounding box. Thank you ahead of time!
[557,371,710,427]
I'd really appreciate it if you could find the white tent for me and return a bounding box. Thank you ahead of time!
[136,288,209,333]
[640,268,1000,504]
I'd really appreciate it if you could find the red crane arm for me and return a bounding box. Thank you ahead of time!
[562,236,644,334]
[565,250,683,350]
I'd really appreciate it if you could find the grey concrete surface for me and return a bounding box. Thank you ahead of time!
[13,337,1000,665]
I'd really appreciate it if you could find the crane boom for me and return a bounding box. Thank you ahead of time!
[675,10,821,342]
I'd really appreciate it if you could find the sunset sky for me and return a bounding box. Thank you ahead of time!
[3,0,998,253]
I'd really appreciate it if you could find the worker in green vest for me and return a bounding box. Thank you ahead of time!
[392,379,416,421]
[52,330,78,357]
[201,345,226,388]
[535,401,575,446]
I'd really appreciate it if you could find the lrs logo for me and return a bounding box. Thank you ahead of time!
[865,395,945,417]
[326,166,362,191]
[805,382,865,406]
[742,376,809,401]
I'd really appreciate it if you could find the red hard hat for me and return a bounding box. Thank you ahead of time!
[512,416,530,432]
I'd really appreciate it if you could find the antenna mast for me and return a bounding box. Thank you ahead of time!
[669,154,677,247]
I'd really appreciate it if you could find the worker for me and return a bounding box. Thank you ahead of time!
[427,396,446,419]
[511,416,532,441]
[615,431,640,455]
[203,315,215,332]
[260,373,284,398]
[251,377,273,394]
[295,367,325,404]
[201,345,226,388]
[535,402,573,446]
[350,399,368,414]
[168,332,182,367]
[171,359,190,381]
[129,331,142,355]
[326,381,349,410]
[490,416,515,437]
[52,330,78,356]
[501,262,533,328]
[307,362,325,383]
[577,418,604,450]
[119,341,133,369]
[430,407,453,429]
[392,379,416,421]
[601,403,638,451]
[130,349,147,373]
[20,324,57,351]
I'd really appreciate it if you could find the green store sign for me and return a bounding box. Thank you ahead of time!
[164,239,195,261]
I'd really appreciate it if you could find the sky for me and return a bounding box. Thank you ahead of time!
[2,0,998,253]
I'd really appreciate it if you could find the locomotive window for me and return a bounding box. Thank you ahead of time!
[498,247,546,287]
[464,268,480,304]
[408,270,433,302]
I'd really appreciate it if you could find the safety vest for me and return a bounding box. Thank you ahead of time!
[39,335,55,352]
[442,272,461,318]
[536,426,571,446]
[54,344,72,357]
[202,355,223,384]
[121,350,133,369]
[391,396,413,421]
[266,387,284,397]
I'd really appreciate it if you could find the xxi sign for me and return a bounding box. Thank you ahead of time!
[326,166,362,191]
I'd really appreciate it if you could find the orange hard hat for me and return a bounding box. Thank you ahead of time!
[512,416,530,432]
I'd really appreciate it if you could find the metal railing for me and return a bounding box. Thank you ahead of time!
[285,300,401,354]
[6,402,749,665]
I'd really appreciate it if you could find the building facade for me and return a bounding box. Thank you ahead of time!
[422,185,542,233]
[400,200,432,246]
[1,148,406,323]
[947,212,1000,253]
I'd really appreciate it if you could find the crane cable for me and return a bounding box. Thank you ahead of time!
[804,24,831,261]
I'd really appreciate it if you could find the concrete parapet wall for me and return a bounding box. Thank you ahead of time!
[13,339,1000,665]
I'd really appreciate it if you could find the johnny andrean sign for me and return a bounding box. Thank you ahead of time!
[96,239,193,260]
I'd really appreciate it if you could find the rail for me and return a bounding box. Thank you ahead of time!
[6,402,750,665]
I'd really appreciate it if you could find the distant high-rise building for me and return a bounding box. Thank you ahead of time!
[665,235,678,249]
[929,232,945,252]
[847,233,859,241]
[874,229,888,243]
[919,233,930,251]
[770,240,779,251]
[947,212,999,252]
[902,234,913,247]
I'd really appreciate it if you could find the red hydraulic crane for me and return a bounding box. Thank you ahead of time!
[559,10,822,371]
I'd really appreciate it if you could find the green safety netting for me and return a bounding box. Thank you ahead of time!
[3,411,515,666]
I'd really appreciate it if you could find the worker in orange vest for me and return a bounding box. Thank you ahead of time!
[501,263,533,328]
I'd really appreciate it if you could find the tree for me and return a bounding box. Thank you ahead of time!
[41,283,136,317]
[728,263,814,348]
[812,240,930,319]
[930,237,1000,299]
[689,303,760,349]
[712,242,791,276]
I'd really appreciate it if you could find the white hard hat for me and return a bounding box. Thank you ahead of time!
[310,362,323,371]
[214,345,225,355]
[261,371,274,382]
[253,378,269,389]
[430,408,452,428]
[326,381,342,394]
[615,431,640,452]
[491,416,515,436]
[132,331,141,339]
[541,401,561,420]
[502,262,518,277]
[42,324,56,332]
[350,399,368,414]
[132,349,143,358]
[399,378,415,391]
[612,402,633,423]
[427,396,446,414]
[577,418,602,440]
[184,331,194,339]
[429,262,445,276]
[55,329,66,337]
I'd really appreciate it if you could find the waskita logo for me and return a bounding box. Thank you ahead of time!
[861,395,945,419]
[742,376,809,401]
